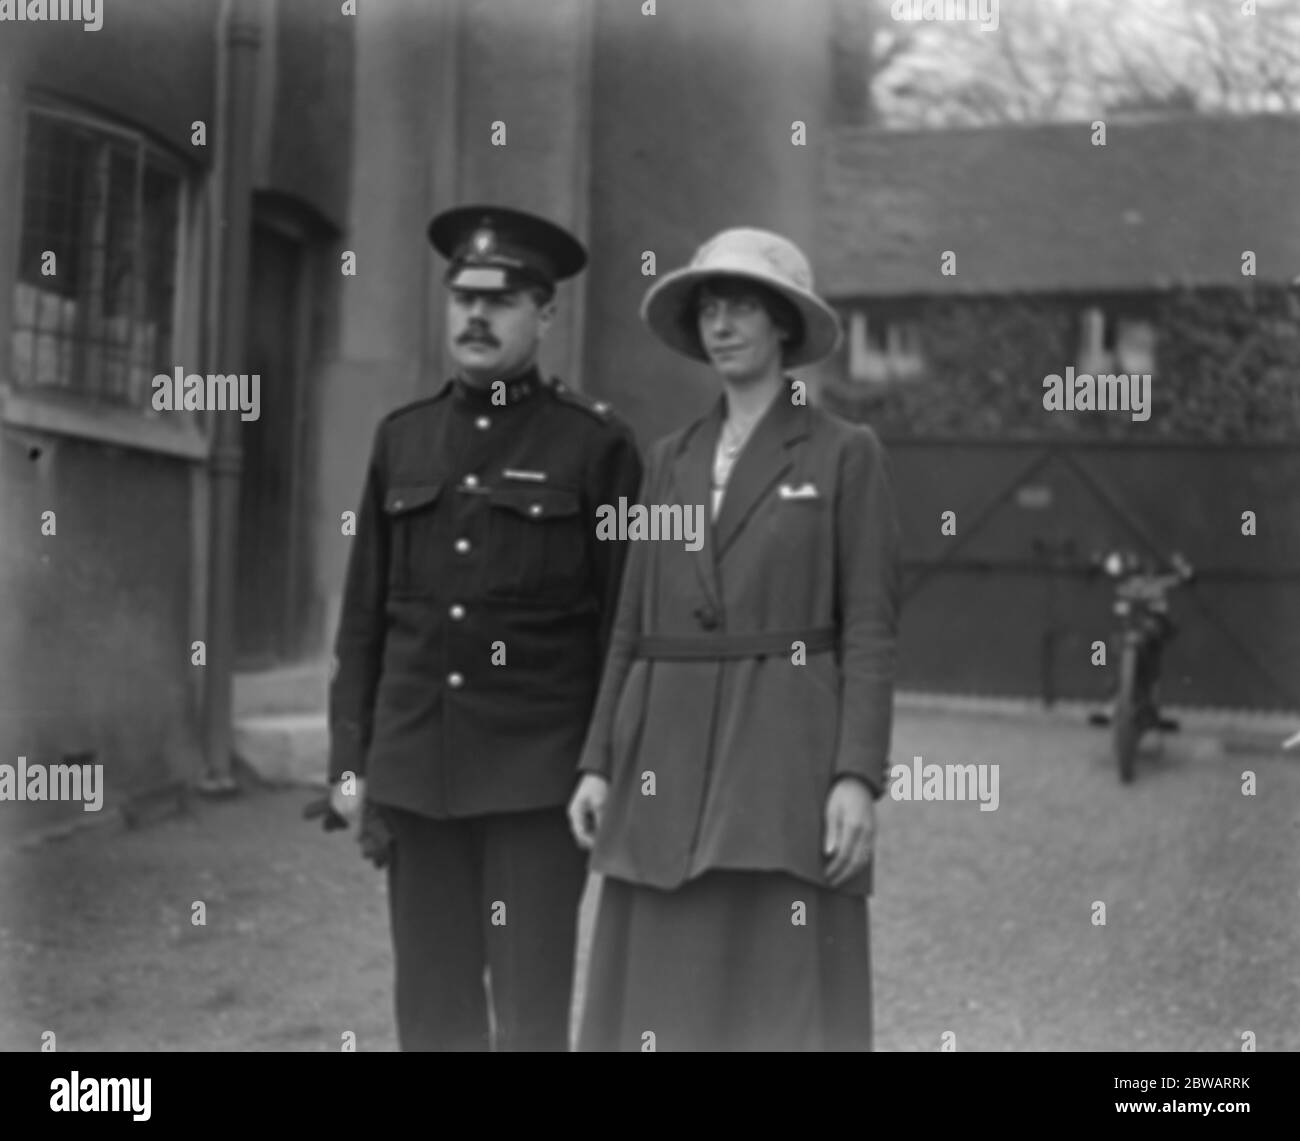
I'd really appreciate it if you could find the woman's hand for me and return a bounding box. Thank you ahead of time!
[568,773,610,851]
[823,776,876,887]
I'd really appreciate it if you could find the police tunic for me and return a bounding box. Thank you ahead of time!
[328,365,643,820]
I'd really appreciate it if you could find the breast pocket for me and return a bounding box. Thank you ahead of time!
[767,492,827,548]
[383,482,443,596]
[485,486,586,601]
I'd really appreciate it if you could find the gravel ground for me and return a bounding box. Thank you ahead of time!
[1,707,1297,1051]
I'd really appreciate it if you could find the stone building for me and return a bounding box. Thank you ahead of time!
[0,0,846,820]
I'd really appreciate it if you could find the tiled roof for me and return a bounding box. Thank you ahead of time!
[818,114,1300,298]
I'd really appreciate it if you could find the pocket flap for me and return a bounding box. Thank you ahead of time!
[384,483,443,515]
[488,486,581,520]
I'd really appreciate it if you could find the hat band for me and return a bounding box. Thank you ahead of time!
[448,261,558,293]
[450,266,512,291]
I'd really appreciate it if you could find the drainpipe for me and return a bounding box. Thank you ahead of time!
[199,0,260,793]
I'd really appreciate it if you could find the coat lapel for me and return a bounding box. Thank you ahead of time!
[713,384,808,560]
[668,397,725,610]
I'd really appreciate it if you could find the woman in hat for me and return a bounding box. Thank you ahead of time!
[567,228,902,1051]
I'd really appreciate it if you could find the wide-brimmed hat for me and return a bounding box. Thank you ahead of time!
[641,227,842,368]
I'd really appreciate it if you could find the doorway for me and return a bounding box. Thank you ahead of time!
[235,215,310,666]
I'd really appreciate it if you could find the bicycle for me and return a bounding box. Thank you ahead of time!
[1088,549,1196,782]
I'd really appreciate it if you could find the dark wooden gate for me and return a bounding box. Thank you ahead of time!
[886,437,1300,712]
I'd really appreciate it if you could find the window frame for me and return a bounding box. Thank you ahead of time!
[1076,303,1158,380]
[846,307,925,384]
[2,96,205,460]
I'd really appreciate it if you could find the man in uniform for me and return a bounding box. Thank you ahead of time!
[326,205,643,1051]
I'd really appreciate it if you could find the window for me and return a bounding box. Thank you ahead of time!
[12,104,185,410]
[846,309,924,383]
[1077,306,1156,376]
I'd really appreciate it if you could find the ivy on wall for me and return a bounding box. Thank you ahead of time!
[822,286,1300,441]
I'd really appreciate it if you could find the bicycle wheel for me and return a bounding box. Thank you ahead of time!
[1113,643,1140,783]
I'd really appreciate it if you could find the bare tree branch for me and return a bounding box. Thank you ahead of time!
[866,0,1300,127]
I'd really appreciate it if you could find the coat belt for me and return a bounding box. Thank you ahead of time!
[632,627,837,661]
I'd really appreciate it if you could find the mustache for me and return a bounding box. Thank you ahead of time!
[457,328,500,346]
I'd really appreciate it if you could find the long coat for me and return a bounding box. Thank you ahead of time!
[328,367,643,819]
[577,383,902,895]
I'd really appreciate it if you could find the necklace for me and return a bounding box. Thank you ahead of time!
[712,413,761,488]
[721,415,759,455]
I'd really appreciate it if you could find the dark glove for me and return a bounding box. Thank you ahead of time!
[358,800,394,870]
[303,794,348,832]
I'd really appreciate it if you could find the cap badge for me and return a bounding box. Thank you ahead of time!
[471,226,496,257]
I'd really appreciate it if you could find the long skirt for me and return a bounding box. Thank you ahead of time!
[576,870,872,1051]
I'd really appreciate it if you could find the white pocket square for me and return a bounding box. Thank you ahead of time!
[778,482,821,500]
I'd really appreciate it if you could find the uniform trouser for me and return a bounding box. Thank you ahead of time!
[382,804,586,1051]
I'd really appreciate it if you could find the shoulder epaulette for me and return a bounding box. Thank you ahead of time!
[382,378,455,424]
[546,376,616,422]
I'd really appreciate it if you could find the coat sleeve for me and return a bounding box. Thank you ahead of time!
[327,424,390,785]
[583,420,644,663]
[576,437,661,779]
[832,426,903,798]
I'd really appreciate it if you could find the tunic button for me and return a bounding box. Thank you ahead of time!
[393,499,404,510]
[463,473,479,489]
[447,672,464,689]
[454,538,471,554]
[475,416,490,430]
[529,503,543,517]
[449,604,466,621]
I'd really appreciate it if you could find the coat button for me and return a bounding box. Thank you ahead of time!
[475,416,490,430]
[529,503,543,517]
[463,474,479,489]
[694,606,718,630]
[447,672,464,688]
[454,538,471,554]
[449,604,466,620]
[392,499,404,510]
